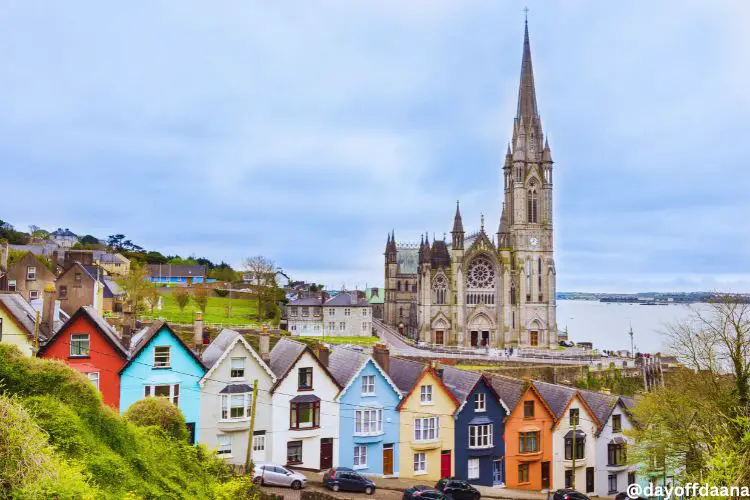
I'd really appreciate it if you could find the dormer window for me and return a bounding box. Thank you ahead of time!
[298,367,313,391]
[523,400,534,418]
[612,414,622,433]
[230,358,245,379]
[361,375,375,396]
[420,385,433,403]
[70,333,90,357]
[154,346,171,368]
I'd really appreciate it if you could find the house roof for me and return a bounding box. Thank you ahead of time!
[388,356,425,394]
[579,389,618,433]
[327,345,369,387]
[38,306,128,358]
[200,329,275,386]
[488,375,527,413]
[50,228,77,238]
[396,366,460,411]
[441,366,482,403]
[325,293,369,307]
[532,380,578,419]
[58,262,95,284]
[120,320,205,374]
[147,264,206,278]
[0,293,39,340]
[287,296,323,306]
[268,337,342,393]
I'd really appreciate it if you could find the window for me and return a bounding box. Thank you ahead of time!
[399,307,403,318]
[414,417,439,441]
[289,307,297,317]
[397,281,402,291]
[301,307,309,317]
[353,445,367,468]
[70,334,90,357]
[565,436,585,460]
[74,272,82,283]
[230,358,245,378]
[87,372,100,391]
[363,309,368,316]
[608,443,627,466]
[221,393,252,420]
[361,375,375,396]
[523,400,534,418]
[413,453,426,474]
[612,414,622,432]
[469,424,493,448]
[154,346,171,368]
[538,258,543,302]
[527,188,538,223]
[474,393,486,412]
[252,434,265,452]
[29,290,40,300]
[8,280,16,292]
[362,321,369,332]
[313,307,321,317]
[467,458,480,480]
[518,463,529,483]
[519,432,539,453]
[290,401,320,429]
[287,441,303,464]
[58,285,67,297]
[515,165,523,183]
[328,308,335,316]
[608,474,618,494]
[339,321,346,331]
[27,266,36,280]
[144,384,180,405]
[628,472,636,486]
[355,409,383,435]
[298,367,313,390]
[327,321,335,331]
[420,385,433,403]
[565,470,573,489]
[217,435,232,455]
[569,408,579,425]
[525,260,531,302]
[344,308,351,316]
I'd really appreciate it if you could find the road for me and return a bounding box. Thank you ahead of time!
[259,479,403,500]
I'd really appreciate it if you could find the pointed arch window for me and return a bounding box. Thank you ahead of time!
[510,280,517,306]
[538,258,543,302]
[527,186,538,224]
[525,260,532,302]
[433,274,448,305]
[516,166,523,183]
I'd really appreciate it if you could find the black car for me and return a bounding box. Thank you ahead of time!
[615,494,647,500]
[434,479,480,500]
[548,489,590,500]
[403,485,445,500]
[323,467,376,495]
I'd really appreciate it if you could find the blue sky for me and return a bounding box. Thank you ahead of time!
[1,1,749,293]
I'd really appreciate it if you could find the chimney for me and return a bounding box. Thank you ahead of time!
[372,343,390,374]
[51,250,59,272]
[0,240,8,271]
[431,360,444,380]
[193,311,204,346]
[121,323,132,351]
[42,281,56,332]
[259,326,270,363]
[316,344,330,367]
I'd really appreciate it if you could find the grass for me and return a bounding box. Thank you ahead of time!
[297,335,381,346]
[142,293,260,325]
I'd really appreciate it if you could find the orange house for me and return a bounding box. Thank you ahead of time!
[492,376,556,491]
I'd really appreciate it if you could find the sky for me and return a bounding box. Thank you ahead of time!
[1,1,749,293]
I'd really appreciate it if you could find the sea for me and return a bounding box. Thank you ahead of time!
[557,299,711,354]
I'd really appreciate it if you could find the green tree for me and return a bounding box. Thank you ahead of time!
[116,265,155,319]
[145,251,168,264]
[173,288,191,312]
[123,397,189,442]
[192,285,210,314]
[79,234,100,245]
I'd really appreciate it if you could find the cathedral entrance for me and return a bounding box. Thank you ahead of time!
[481,331,489,346]
[434,330,444,345]
[470,331,478,347]
[530,330,539,347]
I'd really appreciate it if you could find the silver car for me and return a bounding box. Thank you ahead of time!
[253,463,308,489]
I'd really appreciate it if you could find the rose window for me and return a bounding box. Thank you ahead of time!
[467,257,495,289]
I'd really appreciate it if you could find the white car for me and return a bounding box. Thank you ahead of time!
[253,463,307,489]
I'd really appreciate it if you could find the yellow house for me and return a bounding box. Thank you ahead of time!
[398,366,459,480]
[0,293,40,356]
[95,252,130,277]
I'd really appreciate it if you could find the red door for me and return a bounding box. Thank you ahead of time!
[440,451,451,479]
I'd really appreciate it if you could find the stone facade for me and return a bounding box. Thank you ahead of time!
[288,292,373,338]
[384,21,557,348]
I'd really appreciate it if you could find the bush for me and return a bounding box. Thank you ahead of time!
[173,287,191,311]
[214,288,230,298]
[123,397,189,442]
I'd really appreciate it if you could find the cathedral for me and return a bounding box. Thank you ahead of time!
[383,20,557,348]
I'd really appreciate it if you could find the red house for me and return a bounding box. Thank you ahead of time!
[38,306,129,409]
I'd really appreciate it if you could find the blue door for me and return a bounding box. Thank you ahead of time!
[493,458,504,485]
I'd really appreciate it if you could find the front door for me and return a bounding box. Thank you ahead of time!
[586,467,595,493]
[435,330,444,345]
[440,450,452,479]
[320,438,333,470]
[481,331,489,346]
[493,458,504,485]
[541,461,550,489]
[470,331,478,347]
[530,331,539,347]
[383,444,394,476]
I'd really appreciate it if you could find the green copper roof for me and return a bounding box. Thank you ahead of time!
[366,287,384,304]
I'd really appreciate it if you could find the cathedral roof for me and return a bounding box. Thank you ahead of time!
[451,201,464,234]
[430,239,451,268]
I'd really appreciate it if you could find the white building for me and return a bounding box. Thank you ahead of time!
[287,292,372,338]
[268,338,341,470]
[49,228,78,249]
[551,392,599,493]
[590,395,637,496]
[199,329,276,466]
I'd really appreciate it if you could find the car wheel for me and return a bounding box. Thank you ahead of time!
[474,493,481,500]
[332,484,340,492]
[365,487,374,495]
[253,477,263,486]
[291,480,302,490]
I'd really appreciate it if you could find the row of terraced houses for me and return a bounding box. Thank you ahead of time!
[0,295,638,496]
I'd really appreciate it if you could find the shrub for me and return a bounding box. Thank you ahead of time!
[214,288,230,298]
[173,288,191,311]
[123,397,189,442]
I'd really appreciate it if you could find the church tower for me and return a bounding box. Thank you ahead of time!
[503,18,557,347]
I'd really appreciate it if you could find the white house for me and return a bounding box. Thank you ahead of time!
[268,338,341,470]
[199,329,276,466]
[49,228,78,249]
[287,291,372,338]
[591,395,637,496]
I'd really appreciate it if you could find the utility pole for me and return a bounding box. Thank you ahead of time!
[244,379,259,474]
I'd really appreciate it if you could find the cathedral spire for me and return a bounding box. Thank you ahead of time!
[516,17,539,121]
[451,201,464,251]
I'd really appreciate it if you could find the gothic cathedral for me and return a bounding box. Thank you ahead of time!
[383,20,557,348]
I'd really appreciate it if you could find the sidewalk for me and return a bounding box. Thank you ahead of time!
[301,471,547,500]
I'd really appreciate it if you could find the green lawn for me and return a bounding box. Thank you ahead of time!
[298,335,380,346]
[142,293,260,326]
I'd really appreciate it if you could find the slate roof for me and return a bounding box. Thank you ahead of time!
[51,228,77,238]
[488,375,527,412]
[532,380,577,419]
[441,366,481,403]
[38,306,128,357]
[288,296,324,306]
[325,293,369,307]
[388,356,425,394]
[431,240,451,269]
[120,320,205,373]
[147,264,206,278]
[202,329,241,369]
[328,345,369,387]
[0,293,39,338]
[269,337,307,378]
[579,389,617,430]
[220,384,253,394]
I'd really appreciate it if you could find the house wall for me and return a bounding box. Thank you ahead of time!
[398,370,456,481]
[3,253,56,301]
[288,306,323,336]
[40,314,126,409]
[552,396,598,492]
[269,351,340,470]
[56,268,102,316]
[454,380,507,486]
[323,305,372,337]
[504,388,554,491]
[120,327,206,441]
[0,306,34,356]
[338,359,401,476]
[595,402,637,497]
[199,341,275,466]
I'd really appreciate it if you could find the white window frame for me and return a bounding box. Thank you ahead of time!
[153,346,171,368]
[220,393,252,421]
[363,309,368,316]
[29,290,40,300]
[144,384,180,406]
[339,321,346,331]
[328,308,335,316]
[344,308,351,316]
[252,434,265,451]
[27,266,36,280]
[87,372,100,391]
[355,408,383,436]
[217,434,232,456]
[413,452,427,474]
[468,458,480,479]
[414,417,439,441]
[230,357,245,379]
[474,393,486,412]
[70,333,90,357]
[353,445,367,469]
[420,385,433,403]
[361,375,376,396]
[8,280,16,291]
[469,423,493,449]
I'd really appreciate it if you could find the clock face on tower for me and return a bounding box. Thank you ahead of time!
[529,237,539,249]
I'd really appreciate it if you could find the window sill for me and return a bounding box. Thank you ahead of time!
[474,409,487,413]
[290,426,320,431]
[420,401,435,406]
[68,355,91,359]
[413,471,428,476]
[468,445,494,450]
[297,387,314,392]
[361,393,376,398]
[353,464,368,470]
[152,366,171,370]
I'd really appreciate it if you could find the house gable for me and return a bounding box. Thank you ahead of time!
[336,357,401,402]
[396,367,459,411]
[199,334,275,387]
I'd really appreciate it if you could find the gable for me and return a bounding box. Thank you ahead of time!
[457,376,510,416]
[121,325,205,376]
[551,392,601,431]
[199,335,275,387]
[397,368,459,411]
[337,358,401,402]
[271,349,341,394]
[510,385,556,421]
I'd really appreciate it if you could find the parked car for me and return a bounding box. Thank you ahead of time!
[434,479,480,500]
[548,489,590,500]
[323,467,376,495]
[615,494,647,500]
[403,485,445,500]
[558,340,575,348]
[252,463,307,489]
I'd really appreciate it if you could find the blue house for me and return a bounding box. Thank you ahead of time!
[119,321,206,444]
[444,368,509,486]
[329,344,403,477]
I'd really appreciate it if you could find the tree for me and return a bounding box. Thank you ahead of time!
[79,234,100,245]
[145,251,168,264]
[192,286,210,314]
[147,287,161,314]
[0,220,29,245]
[242,256,277,322]
[173,288,190,312]
[116,265,154,318]
[123,397,189,442]
[28,225,49,239]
